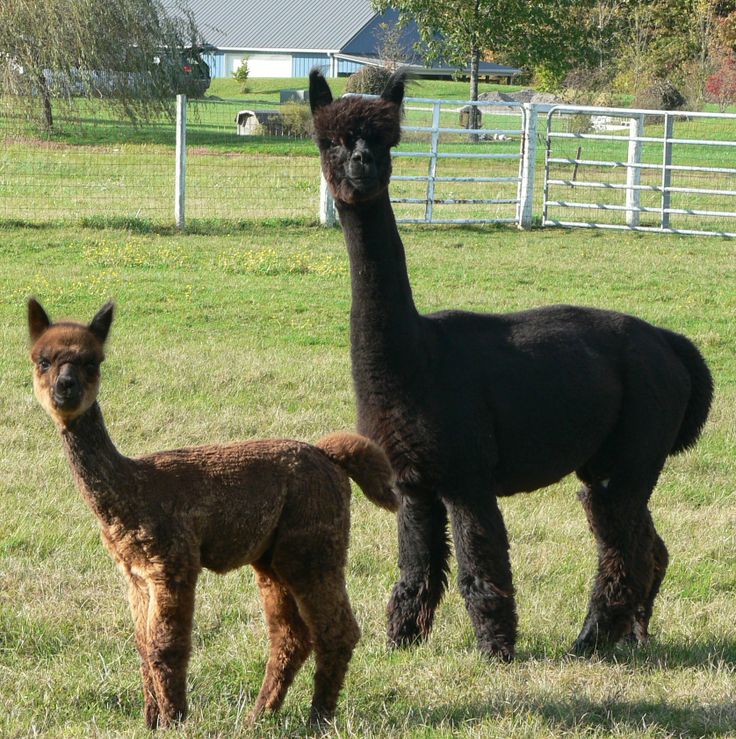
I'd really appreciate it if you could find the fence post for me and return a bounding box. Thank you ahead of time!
[319,172,336,226]
[175,94,186,229]
[626,114,644,227]
[517,103,538,229]
[425,101,441,222]
[661,114,674,229]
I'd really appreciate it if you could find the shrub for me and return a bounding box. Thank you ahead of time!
[633,79,687,111]
[278,102,312,138]
[560,66,614,105]
[232,59,249,93]
[705,52,736,111]
[533,64,567,93]
[345,65,392,95]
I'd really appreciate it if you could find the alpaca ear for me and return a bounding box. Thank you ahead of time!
[28,297,51,341]
[381,69,407,106]
[89,301,114,344]
[309,68,333,113]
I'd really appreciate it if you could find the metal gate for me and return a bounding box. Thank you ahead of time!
[389,97,526,224]
[543,104,736,237]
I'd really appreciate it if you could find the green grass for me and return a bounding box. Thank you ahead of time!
[207,76,527,104]
[0,221,734,737]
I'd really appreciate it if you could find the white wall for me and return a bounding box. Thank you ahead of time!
[227,53,293,78]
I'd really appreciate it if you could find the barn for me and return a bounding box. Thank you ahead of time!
[182,0,521,81]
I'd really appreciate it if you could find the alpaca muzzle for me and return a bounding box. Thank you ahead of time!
[348,141,376,182]
[54,366,82,408]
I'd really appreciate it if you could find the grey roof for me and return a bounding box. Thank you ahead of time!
[181,0,376,51]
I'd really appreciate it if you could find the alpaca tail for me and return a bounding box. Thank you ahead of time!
[661,328,714,454]
[315,432,398,512]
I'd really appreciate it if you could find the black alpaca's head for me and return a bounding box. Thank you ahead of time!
[309,68,405,205]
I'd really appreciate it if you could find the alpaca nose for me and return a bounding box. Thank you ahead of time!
[54,366,81,405]
[351,142,373,166]
[57,374,75,391]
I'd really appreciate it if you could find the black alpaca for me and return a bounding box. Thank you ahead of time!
[309,69,714,659]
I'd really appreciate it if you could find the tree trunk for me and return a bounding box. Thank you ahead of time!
[469,46,481,142]
[37,72,53,131]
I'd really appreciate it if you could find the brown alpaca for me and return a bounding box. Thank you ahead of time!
[27,298,398,729]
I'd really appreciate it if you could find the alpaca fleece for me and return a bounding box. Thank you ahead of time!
[309,68,713,660]
[28,298,397,729]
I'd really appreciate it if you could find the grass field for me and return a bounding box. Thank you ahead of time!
[0,219,734,737]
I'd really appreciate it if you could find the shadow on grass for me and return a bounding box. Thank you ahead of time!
[513,635,736,669]
[80,215,319,235]
[0,215,320,235]
[417,695,735,736]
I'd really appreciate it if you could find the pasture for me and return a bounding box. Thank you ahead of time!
[0,219,734,737]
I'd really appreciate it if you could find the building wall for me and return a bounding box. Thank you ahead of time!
[292,53,330,77]
[202,51,225,78]
[338,59,363,75]
[203,50,365,79]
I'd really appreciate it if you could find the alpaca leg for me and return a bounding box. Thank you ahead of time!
[387,490,451,649]
[127,575,159,729]
[145,576,197,728]
[276,568,360,725]
[448,495,517,661]
[304,583,360,726]
[573,482,654,655]
[248,564,312,721]
[633,515,669,643]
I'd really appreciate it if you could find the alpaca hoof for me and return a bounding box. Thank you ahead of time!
[245,707,261,725]
[477,634,515,662]
[144,705,160,730]
[387,624,425,650]
[153,706,186,730]
[569,636,597,657]
[309,706,334,728]
[387,594,432,649]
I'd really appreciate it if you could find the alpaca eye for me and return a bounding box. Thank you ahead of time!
[38,358,50,372]
[85,362,99,375]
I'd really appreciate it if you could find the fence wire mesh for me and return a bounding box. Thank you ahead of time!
[0,96,320,225]
[185,99,319,222]
[0,97,173,223]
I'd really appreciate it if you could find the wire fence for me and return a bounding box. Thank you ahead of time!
[0,96,320,225]
[2,94,736,236]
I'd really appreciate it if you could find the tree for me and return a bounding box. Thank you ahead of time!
[0,0,200,131]
[706,47,736,108]
[373,0,591,116]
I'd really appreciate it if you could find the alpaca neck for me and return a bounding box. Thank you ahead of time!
[337,191,420,359]
[60,402,134,525]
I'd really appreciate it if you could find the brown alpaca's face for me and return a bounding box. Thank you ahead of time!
[28,299,113,426]
[310,69,405,204]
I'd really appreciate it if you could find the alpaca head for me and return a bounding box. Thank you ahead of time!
[309,68,405,204]
[28,298,113,426]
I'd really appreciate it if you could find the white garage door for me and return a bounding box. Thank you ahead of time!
[247,54,292,78]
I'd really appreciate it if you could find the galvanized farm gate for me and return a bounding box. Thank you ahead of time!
[321,96,528,226]
[542,104,736,237]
